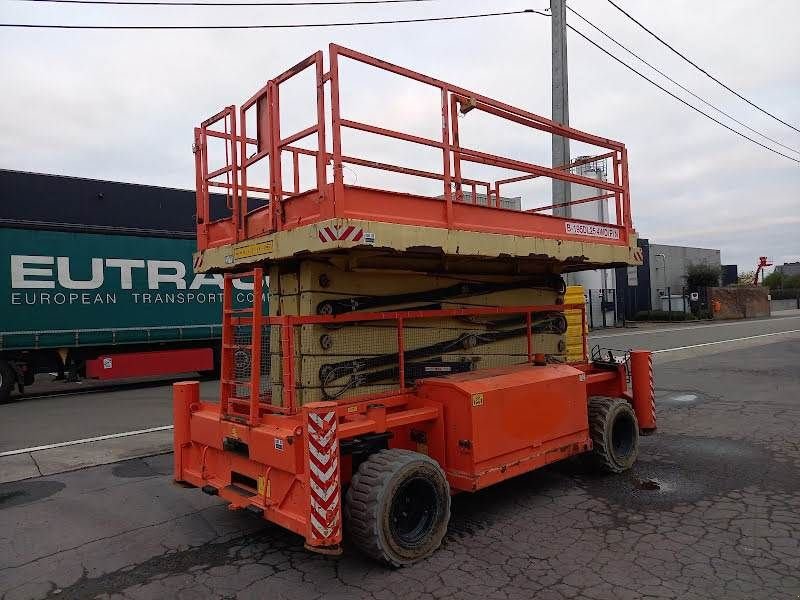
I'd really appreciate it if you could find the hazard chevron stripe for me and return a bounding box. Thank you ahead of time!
[310,458,338,483]
[309,444,334,465]
[307,425,336,447]
[317,224,365,243]
[305,406,342,543]
[309,411,336,428]
[310,513,340,538]
[310,479,337,502]
[311,494,339,518]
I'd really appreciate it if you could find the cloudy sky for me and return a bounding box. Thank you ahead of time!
[1,0,798,272]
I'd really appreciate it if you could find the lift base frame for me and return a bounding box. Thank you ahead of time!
[173,342,652,552]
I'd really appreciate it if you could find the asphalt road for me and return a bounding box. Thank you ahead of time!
[591,313,800,352]
[1,314,798,452]
[1,337,798,599]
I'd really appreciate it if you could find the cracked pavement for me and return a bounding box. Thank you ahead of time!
[1,341,799,599]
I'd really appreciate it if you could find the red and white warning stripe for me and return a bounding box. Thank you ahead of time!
[304,402,342,545]
[647,353,656,428]
[318,224,364,243]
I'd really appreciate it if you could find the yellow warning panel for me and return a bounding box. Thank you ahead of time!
[564,285,587,362]
[234,240,274,260]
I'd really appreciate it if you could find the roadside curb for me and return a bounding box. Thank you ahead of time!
[0,430,173,484]
[625,320,710,326]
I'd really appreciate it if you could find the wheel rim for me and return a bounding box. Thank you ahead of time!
[389,476,437,548]
[611,411,636,461]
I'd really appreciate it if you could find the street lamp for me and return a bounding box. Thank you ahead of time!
[655,253,668,304]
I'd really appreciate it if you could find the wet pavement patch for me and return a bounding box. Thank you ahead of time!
[656,389,711,406]
[575,434,798,510]
[0,480,66,510]
[112,459,158,478]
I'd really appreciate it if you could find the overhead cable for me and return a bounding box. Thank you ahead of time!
[566,21,799,164]
[604,0,800,134]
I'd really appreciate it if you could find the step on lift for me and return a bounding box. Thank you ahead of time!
[174,44,655,566]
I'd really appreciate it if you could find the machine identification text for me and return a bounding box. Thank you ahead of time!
[565,222,620,240]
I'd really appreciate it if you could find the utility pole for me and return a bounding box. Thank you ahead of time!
[551,0,571,216]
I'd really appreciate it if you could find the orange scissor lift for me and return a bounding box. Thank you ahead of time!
[174,44,656,565]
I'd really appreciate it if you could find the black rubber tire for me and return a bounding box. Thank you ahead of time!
[344,449,450,567]
[0,360,16,403]
[588,396,640,474]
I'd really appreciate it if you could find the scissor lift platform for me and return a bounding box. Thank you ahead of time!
[192,44,641,275]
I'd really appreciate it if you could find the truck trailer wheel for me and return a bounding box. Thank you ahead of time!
[0,360,16,403]
[588,396,639,474]
[344,449,450,567]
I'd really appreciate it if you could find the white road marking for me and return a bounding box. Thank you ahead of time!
[0,425,174,457]
[4,322,799,459]
[591,315,800,339]
[652,329,800,353]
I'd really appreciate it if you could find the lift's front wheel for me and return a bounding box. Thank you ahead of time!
[344,449,450,567]
[589,396,640,473]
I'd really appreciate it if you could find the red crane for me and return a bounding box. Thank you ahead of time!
[754,256,773,285]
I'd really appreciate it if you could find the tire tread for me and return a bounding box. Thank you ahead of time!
[344,449,449,567]
[588,396,639,474]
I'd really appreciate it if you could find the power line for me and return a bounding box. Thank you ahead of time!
[0,8,545,28]
[566,5,799,156]
[565,22,799,164]
[605,0,800,135]
[14,0,436,6]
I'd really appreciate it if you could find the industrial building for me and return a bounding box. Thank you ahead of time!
[775,262,800,278]
[647,243,721,306]
[613,239,722,319]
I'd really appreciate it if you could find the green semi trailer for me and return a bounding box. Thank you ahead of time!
[0,169,259,402]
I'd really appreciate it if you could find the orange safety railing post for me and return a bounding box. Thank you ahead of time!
[193,127,208,250]
[250,268,264,426]
[280,319,297,412]
[303,401,343,554]
[173,380,199,481]
[621,146,632,232]
[328,44,345,216]
[440,88,454,225]
[269,82,284,232]
[231,108,240,243]
[250,85,274,235]
[238,106,249,241]
[629,350,656,434]
[397,317,405,389]
[220,275,233,417]
[314,51,328,202]
[526,311,533,362]
[292,150,300,194]
[612,151,622,227]
[449,94,464,209]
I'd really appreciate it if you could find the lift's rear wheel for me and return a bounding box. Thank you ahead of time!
[344,449,450,567]
[588,396,639,473]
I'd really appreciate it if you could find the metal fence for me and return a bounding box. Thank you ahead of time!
[585,288,619,329]
[221,304,580,422]
[770,288,800,312]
